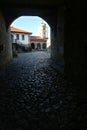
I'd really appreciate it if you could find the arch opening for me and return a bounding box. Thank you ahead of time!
[42,43,46,50]
[31,43,35,49]
[10,16,51,55]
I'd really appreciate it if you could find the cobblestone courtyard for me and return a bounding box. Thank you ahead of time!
[0,51,86,130]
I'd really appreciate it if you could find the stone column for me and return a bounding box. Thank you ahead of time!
[35,42,37,50]
[41,42,43,50]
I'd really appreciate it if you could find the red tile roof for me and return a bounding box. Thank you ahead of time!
[10,26,32,34]
[30,36,42,39]
[30,36,47,42]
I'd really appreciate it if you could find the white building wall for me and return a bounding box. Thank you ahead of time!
[28,36,31,47]
[11,33,30,46]
[38,22,48,38]
[46,27,48,38]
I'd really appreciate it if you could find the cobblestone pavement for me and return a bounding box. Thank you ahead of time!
[0,51,86,130]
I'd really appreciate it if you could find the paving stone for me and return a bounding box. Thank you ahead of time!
[0,51,80,130]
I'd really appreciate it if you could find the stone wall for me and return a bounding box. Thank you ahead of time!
[0,11,12,68]
[51,8,64,62]
[0,2,86,85]
[64,2,86,84]
[51,2,86,85]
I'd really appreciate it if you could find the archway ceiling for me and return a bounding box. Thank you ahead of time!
[1,0,64,7]
[0,0,66,28]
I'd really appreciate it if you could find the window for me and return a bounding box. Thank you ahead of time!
[16,34,19,40]
[44,32,45,35]
[22,34,25,40]
[43,26,45,30]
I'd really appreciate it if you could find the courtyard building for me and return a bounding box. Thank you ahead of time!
[10,26,32,47]
[30,36,47,51]
[10,22,48,52]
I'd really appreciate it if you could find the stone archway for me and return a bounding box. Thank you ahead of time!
[37,43,41,50]
[42,43,46,50]
[31,43,35,49]
[0,1,86,129]
[0,9,64,71]
[0,7,65,75]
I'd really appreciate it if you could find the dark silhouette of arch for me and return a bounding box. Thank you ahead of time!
[42,43,46,49]
[31,43,35,49]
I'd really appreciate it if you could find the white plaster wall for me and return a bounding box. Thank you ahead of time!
[38,23,48,38]
[11,33,30,46]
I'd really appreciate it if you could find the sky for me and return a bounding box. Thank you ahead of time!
[11,16,50,37]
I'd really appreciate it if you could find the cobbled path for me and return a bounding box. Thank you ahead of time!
[0,51,85,130]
